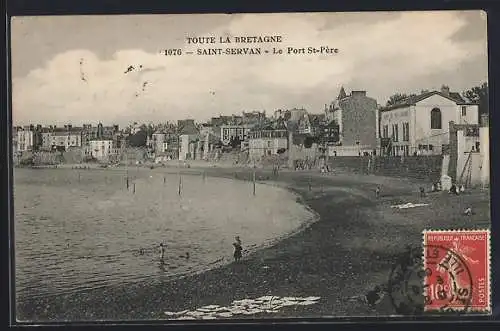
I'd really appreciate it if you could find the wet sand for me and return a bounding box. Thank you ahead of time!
[15,167,490,322]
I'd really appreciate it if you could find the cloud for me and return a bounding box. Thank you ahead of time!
[12,11,487,126]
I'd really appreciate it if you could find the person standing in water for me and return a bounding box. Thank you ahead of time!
[159,243,165,261]
[233,236,243,262]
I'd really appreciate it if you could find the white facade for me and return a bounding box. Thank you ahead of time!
[41,132,53,150]
[179,134,190,160]
[151,133,168,154]
[220,125,252,145]
[50,133,82,151]
[248,130,288,160]
[89,140,114,161]
[380,93,479,156]
[16,129,34,152]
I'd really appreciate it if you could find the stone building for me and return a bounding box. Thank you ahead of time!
[325,87,378,156]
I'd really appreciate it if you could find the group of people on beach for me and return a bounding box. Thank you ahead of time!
[151,236,243,265]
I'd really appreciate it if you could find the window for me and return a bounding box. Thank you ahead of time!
[401,122,410,142]
[431,108,442,129]
[392,124,399,142]
[462,106,467,116]
[383,125,389,138]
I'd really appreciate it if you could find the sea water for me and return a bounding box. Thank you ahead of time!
[14,168,315,300]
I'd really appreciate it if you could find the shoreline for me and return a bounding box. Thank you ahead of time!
[15,167,490,321]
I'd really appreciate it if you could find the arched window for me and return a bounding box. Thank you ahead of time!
[431,108,442,129]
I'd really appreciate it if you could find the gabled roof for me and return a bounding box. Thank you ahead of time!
[380,90,474,112]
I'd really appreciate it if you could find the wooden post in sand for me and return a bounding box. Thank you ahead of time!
[133,182,136,194]
[126,176,129,190]
[163,176,166,185]
[178,175,182,196]
[253,170,256,196]
[78,172,81,183]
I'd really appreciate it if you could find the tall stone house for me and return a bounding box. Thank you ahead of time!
[325,87,378,156]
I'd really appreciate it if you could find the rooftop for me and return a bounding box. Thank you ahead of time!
[380,90,474,112]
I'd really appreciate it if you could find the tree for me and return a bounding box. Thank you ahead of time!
[126,130,147,147]
[463,82,489,115]
[304,136,314,148]
[386,93,417,107]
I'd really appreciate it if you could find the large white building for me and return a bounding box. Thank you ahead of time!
[151,132,168,154]
[248,126,288,161]
[16,127,34,152]
[220,124,253,146]
[89,140,114,161]
[50,131,82,151]
[40,132,53,151]
[379,86,479,156]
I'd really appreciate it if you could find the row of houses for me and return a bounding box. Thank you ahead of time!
[13,85,484,164]
[13,123,125,162]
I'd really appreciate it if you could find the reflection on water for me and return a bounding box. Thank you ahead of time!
[14,168,314,300]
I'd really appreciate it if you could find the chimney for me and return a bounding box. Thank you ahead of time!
[441,85,450,96]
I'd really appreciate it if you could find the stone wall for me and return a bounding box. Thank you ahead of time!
[327,155,443,182]
[287,142,320,168]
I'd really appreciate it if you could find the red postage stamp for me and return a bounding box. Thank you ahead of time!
[423,229,491,313]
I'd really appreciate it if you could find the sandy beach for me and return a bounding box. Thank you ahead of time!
[15,166,490,322]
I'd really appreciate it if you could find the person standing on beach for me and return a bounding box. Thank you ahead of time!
[233,236,243,262]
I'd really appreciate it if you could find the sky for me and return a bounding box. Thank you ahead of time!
[10,11,488,127]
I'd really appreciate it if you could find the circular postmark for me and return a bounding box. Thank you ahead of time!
[387,244,473,315]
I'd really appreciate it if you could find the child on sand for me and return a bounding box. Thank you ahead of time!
[233,236,243,262]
